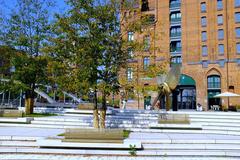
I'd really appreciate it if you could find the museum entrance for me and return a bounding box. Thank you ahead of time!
[172,74,196,110]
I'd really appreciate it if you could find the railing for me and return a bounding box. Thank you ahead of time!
[170,47,182,53]
[170,2,181,9]
[170,18,181,24]
[170,33,181,38]
[0,99,20,109]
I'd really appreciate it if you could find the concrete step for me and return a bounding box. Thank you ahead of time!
[1,148,240,157]
[63,114,158,120]
[0,118,33,124]
[203,126,240,132]
[134,139,240,144]
[190,118,240,123]
[32,119,154,126]
[193,122,240,127]
[37,139,142,149]
[149,124,202,130]
[189,115,240,120]
[143,143,240,150]
[0,141,37,147]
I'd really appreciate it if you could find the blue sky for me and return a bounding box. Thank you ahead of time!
[0,0,68,19]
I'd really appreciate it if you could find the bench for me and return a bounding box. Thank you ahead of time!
[158,114,190,124]
[37,128,142,149]
[63,128,125,143]
[0,109,23,117]
[77,103,94,110]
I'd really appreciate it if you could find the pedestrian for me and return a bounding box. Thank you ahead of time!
[122,99,127,110]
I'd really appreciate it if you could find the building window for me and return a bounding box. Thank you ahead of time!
[236,28,240,38]
[128,48,134,58]
[208,75,221,89]
[170,0,181,8]
[170,11,181,23]
[170,56,182,65]
[236,43,240,54]
[235,0,240,7]
[170,41,182,52]
[217,15,223,25]
[218,44,224,55]
[170,26,181,37]
[201,2,206,12]
[218,29,224,40]
[143,57,150,69]
[202,60,208,68]
[217,0,223,10]
[235,12,240,23]
[201,17,207,27]
[141,0,149,12]
[143,35,150,51]
[202,45,208,56]
[202,31,207,41]
[127,68,133,81]
[128,31,134,41]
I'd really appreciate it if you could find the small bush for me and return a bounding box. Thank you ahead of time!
[129,144,137,156]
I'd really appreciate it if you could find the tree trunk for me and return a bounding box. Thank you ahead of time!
[93,89,99,128]
[93,109,99,128]
[99,109,106,129]
[25,89,34,115]
[166,94,171,111]
[99,91,107,129]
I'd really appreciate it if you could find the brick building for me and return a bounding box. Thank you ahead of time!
[120,0,240,111]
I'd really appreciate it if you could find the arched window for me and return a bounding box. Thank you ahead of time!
[207,75,221,89]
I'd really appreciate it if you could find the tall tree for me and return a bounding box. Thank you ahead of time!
[0,0,54,114]
[47,0,131,128]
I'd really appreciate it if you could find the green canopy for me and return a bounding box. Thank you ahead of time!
[179,74,196,86]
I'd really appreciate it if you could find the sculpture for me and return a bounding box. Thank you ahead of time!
[152,65,181,111]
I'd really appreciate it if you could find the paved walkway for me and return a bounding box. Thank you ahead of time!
[0,127,64,137]
[0,154,239,160]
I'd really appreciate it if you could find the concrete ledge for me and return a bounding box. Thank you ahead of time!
[37,139,142,149]
[0,117,33,124]
[1,148,240,157]
[65,109,113,115]
[0,136,42,141]
[149,124,202,130]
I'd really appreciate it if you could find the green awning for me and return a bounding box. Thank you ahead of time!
[179,74,196,86]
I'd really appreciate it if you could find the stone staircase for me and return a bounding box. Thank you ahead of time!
[1,110,240,158]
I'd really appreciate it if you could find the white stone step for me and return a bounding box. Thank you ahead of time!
[190,118,240,123]
[1,148,240,157]
[135,139,240,144]
[203,126,240,132]
[130,128,240,136]
[189,115,240,120]
[0,141,37,147]
[31,121,91,126]
[143,143,240,150]
[193,122,240,127]
[65,109,113,115]
[149,124,202,130]
[63,114,158,120]
[0,118,33,123]
[37,139,142,149]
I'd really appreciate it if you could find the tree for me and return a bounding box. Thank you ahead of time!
[0,0,54,114]
[47,0,131,128]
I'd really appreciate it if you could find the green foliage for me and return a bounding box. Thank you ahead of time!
[0,0,53,95]
[24,113,57,117]
[47,0,130,110]
[129,144,137,156]
[123,130,131,138]
[236,105,240,110]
